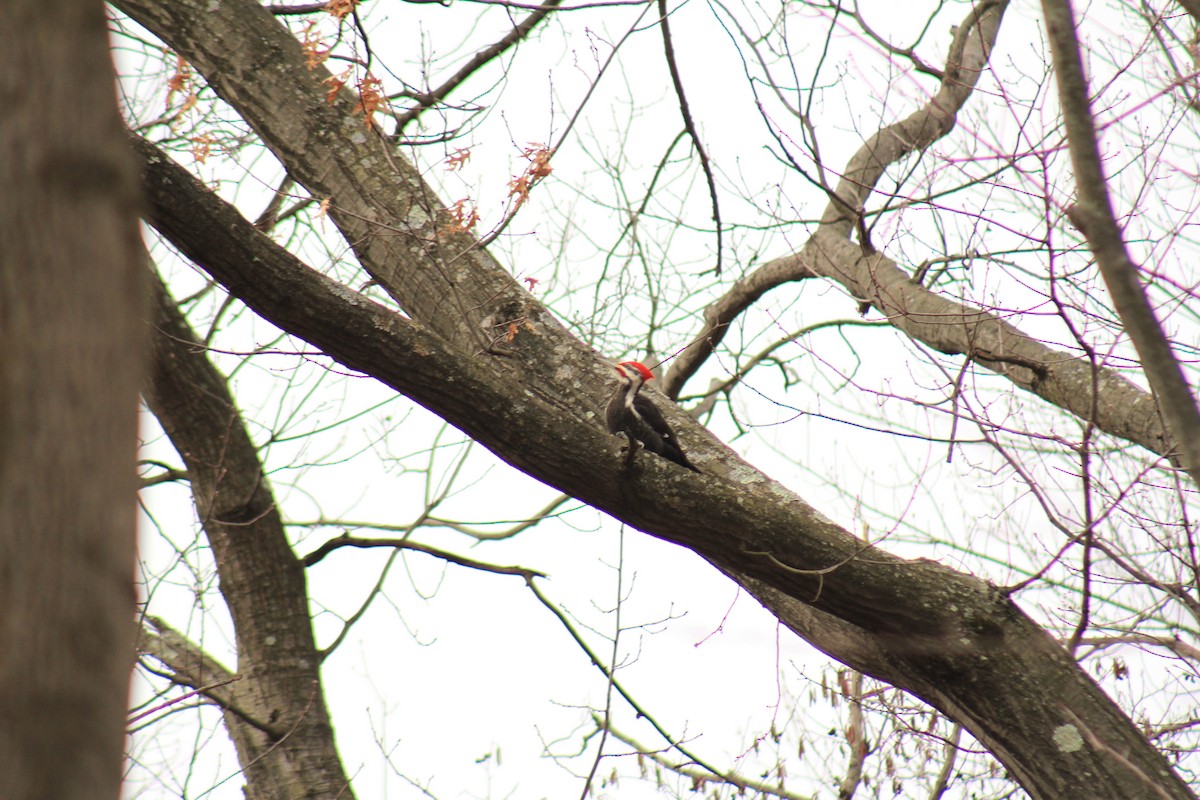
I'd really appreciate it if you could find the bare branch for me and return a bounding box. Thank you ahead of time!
[143,263,354,798]
[666,0,1182,468]
[658,0,722,274]
[394,0,565,132]
[928,723,963,800]
[837,670,868,800]
[600,716,815,800]
[662,253,818,399]
[665,1,1006,397]
[265,3,330,14]
[1043,0,1200,488]
[126,676,242,726]
[524,577,730,782]
[137,618,278,735]
[290,494,575,541]
[301,532,547,579]
[1076,633,1200,663]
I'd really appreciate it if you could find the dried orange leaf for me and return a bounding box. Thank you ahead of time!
[353,75,386,126]
[191,134,214,164]
[324,69,351,105]
[325,0,359,20]
[165,53,191,110]
[506,143,554,209]
[440,198,479,236]
[300,20,331,70]
[445,148,472,171]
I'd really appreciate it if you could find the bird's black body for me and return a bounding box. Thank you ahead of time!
[606,361,700,473]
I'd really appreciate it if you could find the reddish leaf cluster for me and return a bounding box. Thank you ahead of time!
[442,198,480,235]
[507,143,553,209]
[164,53,198,128]
[445,147,471,171]
[300,20,331,70]
[324,68,349,105]
[324,0,359,20]
[352,75,386,125]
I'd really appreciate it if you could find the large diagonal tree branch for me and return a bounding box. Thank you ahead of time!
[1042,0,1200,487]
[135,132,1194,800]
[144,267,354,800]
[661,1,1176,468]
[819,0,1007,234]
[117,0,538,356]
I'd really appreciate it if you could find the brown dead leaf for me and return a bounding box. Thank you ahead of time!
[506,143,554,208]
[190,134,214,164]
[165,53,191,110]
[300,20,331,70]
[324,69,350,105]
[440,198,480,236]
[325,0,359,20]
[445,148,472,171]
[353,75,386,126]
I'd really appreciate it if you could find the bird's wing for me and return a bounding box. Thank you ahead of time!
[632,394,677,445]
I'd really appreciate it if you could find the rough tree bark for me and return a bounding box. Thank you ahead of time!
[142,270,355,800]
[0,2,142,799]
[117,0,1197,796]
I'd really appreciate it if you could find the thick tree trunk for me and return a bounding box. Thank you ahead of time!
[142,271,356,800]
[0,3,142,799]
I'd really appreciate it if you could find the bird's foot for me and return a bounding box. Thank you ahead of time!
[623,441,642,469]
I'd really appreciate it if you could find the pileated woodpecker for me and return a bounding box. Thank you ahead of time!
[606,361,700,473]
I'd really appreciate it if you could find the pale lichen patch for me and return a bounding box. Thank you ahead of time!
[1052,724,1084,753]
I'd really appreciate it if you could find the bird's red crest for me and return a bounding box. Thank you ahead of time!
[617,361,655,382]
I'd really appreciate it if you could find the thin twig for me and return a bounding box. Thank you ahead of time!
[928,724,962,800]
[600,716,815,800]
[524,576,728,781]
[657,0,722,274]
[127,675,243,725]
[579,526,626,800]
[394,0,565,132]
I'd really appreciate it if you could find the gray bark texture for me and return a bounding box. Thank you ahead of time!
[142,271,356,800]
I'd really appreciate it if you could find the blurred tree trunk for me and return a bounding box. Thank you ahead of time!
[0,3,142,800]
